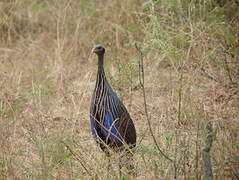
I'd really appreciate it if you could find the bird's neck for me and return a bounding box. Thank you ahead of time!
[97,54,105,76]
[96,54,107,88]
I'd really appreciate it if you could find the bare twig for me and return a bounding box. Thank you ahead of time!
[202,120,214,180]
[199,67,220,83]
[135,43,177,176]
[178,72,183,126]
[62,141,92,176]
[195,118,200,180]
[222,54,234,84]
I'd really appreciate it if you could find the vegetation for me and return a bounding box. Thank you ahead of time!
[0,0,238,179]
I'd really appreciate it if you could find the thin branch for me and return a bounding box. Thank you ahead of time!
[178,72,183,126]
[202,120,214,180]
[135,43,176,170]
[62,141,92,176]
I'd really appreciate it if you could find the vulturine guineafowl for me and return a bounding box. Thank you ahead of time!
[90,45,137,155]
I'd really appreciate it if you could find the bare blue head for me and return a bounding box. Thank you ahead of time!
[92,45,105,56]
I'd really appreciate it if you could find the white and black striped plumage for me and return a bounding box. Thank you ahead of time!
[90,45,136,153]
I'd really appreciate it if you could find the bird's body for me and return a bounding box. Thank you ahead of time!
[90,45,136,153]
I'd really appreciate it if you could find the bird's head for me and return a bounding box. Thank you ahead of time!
[92,45,105,56]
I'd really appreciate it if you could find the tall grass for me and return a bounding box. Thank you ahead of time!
[0,0,238,179]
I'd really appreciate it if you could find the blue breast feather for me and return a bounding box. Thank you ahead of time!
[102,111,121,144]
[90,112,122,144]
[90,90,123,144]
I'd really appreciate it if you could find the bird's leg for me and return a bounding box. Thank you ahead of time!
[105,149,112,178]
[126,160,135,176]
[125,151,136,176]
[100,142,112,177]
[118,154,122,177]
[107,157,111,177]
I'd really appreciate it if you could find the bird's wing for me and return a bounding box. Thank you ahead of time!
[106,91,136,145]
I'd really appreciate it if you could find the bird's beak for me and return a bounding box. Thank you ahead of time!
[92,45,102,53]
[92,47,96,53]
[92,45,98,53]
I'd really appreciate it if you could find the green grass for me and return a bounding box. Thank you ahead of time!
[0,0,238,179]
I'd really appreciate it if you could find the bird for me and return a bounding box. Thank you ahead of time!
[90,45,136,155]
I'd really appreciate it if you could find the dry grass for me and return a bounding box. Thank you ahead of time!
[0,0,238,179]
